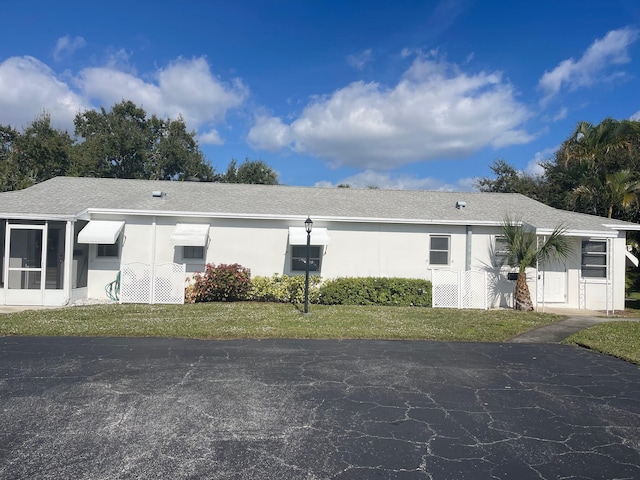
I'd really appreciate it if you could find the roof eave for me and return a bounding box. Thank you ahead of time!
[84,208,503,226]
[602,222,640,231]
[0,213,76,222]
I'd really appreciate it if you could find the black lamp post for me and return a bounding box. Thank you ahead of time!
[304,216,313,314]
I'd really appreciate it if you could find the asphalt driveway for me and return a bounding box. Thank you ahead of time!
[1,337,639,479]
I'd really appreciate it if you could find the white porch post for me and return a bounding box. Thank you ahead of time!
[606,237,613,316]
[63,221,73,304]
[1,219,6,305]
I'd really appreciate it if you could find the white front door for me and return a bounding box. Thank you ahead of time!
[540,256,567,304]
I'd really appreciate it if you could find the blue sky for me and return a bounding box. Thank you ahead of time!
[1,0,640,190]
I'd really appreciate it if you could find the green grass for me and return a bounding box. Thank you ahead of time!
[0,302,563,342]
[564,321,640,365]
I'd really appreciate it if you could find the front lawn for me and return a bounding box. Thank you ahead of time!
[563,321,640,365]
[0,303,562,342]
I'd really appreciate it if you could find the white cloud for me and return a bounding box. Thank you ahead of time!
[347,49,373,70]
[248,54,532,169]
[538,27,639,104]
[552,107,568,122]
[524,159,545,177]
[314,169,472,191]
[0,56,87,131]
[198,129,223,146]
[525,145,558,176]
[77,57,248,131]
[246,115,292,151]
[53,35,86,61]
[0,55,248,144]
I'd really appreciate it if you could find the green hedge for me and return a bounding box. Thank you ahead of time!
[318,277,432,307]
[249,274,322,304]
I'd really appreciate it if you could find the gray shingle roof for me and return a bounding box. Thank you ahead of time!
[0,177,637,234]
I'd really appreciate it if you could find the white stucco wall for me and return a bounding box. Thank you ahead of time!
[81,215,629,311]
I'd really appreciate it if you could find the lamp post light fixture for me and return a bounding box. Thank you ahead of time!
[304,216,313,314]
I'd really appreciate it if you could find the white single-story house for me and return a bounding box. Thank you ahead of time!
[0,176,638,310]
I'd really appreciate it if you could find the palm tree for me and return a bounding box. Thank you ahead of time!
[557,118,639,168]
[500,217,573,311]
[572,169,640,218]
[557,118,640,218]
[603,169,640,218]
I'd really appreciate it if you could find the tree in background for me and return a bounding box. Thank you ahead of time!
[71,100,214,181]
[474,159,547,203]
[476,118,640,223]
[556,118,639,169]
[0,114,73,191]
[0,124,22,192]
[572,169,640,219]
[550,118,640,219]
[0,101,219,191]
[216,158,279,184]
[500,217,572,311]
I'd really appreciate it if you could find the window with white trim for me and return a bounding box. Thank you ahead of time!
[494,236,509,266]
[183,246,205,260]
[581,240,607,278]
[429,235,450,265]
[291,245,321,272]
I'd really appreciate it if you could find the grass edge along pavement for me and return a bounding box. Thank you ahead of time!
[563,321,640,365]
[0,302,563,342]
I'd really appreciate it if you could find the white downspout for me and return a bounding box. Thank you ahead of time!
[465,225,472,271]
[150,216,157,304]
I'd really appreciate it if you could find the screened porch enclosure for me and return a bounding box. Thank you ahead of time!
[0,220,89,306]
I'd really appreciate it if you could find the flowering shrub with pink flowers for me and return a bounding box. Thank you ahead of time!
[185,263,251,303]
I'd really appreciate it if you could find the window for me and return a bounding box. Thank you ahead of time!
[291,245,321,272]
[581,240,607,278]
[494,236,509,266]
[429,235,450,265]
[97,240,119,258]
[183,246,205,260]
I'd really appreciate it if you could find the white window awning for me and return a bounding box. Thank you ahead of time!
[77,220,125,244]
[170,223,210,247]
[288,227,331,246]
[626,250,639,267]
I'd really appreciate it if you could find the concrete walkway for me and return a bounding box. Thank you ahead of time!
[507,305,640,343]
[509,315,640,343]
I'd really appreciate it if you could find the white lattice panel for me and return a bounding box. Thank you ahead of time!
[153,262,186,304]
[120,262,185,304]
[432,270,459,308]
[461,270,487,309]
[120,262,152,303]
[432,269,488,310]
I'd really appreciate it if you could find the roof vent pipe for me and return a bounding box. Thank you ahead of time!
[152,190,166,199]
[456,200,466,209]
